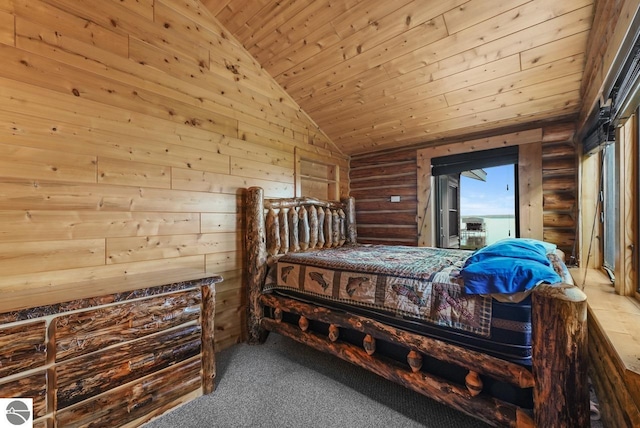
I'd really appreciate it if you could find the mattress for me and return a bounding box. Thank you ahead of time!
[265,245,491,336]
[264,244,572,366]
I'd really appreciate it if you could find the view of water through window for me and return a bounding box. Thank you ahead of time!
[459,164,516,250]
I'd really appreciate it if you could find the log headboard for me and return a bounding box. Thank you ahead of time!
[247,187,358,261]
[245,186,357,341]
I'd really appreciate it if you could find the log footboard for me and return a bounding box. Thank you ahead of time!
[244,187,588,427]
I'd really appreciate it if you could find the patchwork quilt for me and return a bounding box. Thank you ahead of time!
[265,244,493,337]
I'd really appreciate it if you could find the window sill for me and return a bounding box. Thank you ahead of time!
[569,267,640,387]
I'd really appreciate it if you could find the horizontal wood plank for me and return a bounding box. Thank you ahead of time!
[0,178,239,213]
[0,238,105,276]
[106,232,239,264]
[0,142,97,183]
[0,210,200,242]
[98,157,171,189]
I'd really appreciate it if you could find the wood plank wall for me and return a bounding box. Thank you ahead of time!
[350,123,577,256]
[0,0,348,351]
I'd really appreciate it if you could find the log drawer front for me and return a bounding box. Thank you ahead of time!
[0,276,219,428]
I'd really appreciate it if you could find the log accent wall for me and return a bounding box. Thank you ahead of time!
[0,0,348,351]
[349,123,578,256]
[350,150,419,245]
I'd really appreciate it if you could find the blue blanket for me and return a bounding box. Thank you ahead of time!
[461,239,562,295]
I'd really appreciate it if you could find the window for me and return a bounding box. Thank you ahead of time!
[602,144,616,278]
[592,109,638,296]
[432,147,518,249]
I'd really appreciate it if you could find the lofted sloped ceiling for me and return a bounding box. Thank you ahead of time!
[205,0,594,155]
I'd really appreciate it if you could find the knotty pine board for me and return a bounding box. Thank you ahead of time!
[0,0,348,353]
[0,211,200,241]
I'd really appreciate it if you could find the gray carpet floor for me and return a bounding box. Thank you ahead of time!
[144,333,603,428]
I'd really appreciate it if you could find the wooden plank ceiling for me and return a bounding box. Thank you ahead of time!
[206,0,594,155]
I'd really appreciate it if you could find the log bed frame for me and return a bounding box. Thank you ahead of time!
[245,187,588,427]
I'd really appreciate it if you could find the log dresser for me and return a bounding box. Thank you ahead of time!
[0,275,220,427]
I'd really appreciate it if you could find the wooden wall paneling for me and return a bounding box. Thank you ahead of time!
[0,45,237,137]
[127,35,299,131]
[212,270,243,346]
[0,321,46,378]
[54,289,202,361]
[0,256,208,314]
[206,250,241,274]
[201,213,242,233]
[44,0,208,65]
[0,142,97,183]
[106,232,239,264]
[0,10,14,46]
[171,168,294,198]
[518,142,544,240]
[0,211,201,242]
[237,120,305,149]
[0,179,239,213]
[0,371,47,419]
[14,12,302,138]
[55,357,202,427]
[97,157,171,189]
[189,135,295,168]
[0,239,105,276]
[0,109,232,174]
[230,157,295,183]
[616,116,637,295]
[13,0,130,57]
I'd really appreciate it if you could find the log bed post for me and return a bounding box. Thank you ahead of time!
[532,283,588,427]
[246,187,269,344]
